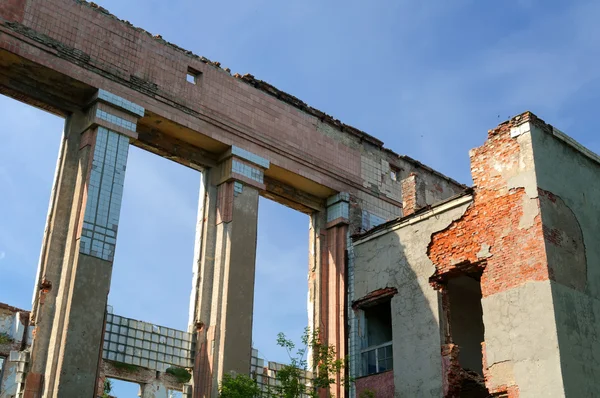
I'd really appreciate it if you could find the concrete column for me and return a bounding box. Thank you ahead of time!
[192,147,269,398]
[320,194,350,398]
[28,112,87,379]
[23,89,145,398]
[141,379,169,398]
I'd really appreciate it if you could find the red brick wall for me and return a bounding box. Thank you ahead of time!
[428,116,549,297]
[355,371,394,398]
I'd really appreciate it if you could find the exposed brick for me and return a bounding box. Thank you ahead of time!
[354,371,394,398]
[428,117,549,298]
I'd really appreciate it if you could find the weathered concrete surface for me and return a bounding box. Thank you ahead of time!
[427,115,558,396]
[353,197,472,397]
[192,171,261,397]
[529,124,600,397]
[0,2,469,396]
[39,124,131,398]
[481,281,564,396]
[28,112,86,380]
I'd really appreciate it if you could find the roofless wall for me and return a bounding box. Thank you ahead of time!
[0,1,465,397]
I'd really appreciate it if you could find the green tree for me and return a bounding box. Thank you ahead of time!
[269,327,347,398]
[218,328,347,398]
[219,373,262,398]
[101,379,112,398]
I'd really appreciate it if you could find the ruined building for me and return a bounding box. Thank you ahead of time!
[0,1,597,397]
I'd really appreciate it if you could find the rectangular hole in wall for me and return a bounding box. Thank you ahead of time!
[446,272,489,397]
[186,67,201,84]
[168,389,183,398]
[360,299,393,376]
[105,378,140,397]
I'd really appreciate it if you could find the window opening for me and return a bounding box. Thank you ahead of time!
[360,299,393,376]
[168,389,183,398]
[390,165,401,182]
[187,67,201,84]
[105,378,141,397]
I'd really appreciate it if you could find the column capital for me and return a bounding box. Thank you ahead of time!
[79,89,145,139]
[326,192,350,228]
[212,146,270,190]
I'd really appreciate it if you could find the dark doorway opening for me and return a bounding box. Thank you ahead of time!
[446,272,489,398]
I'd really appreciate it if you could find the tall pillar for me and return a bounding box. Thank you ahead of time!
[321,194,349,398]
[191,147,269,397]
[28,111,87,380]
[24,90,144,398]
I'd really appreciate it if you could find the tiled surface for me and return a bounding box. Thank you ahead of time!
[361,210,387,231]
[250,349,313,397]
[327,201,349,223]
[96,108,137,132]
[233,181,243,196]
[103,310,195,372]
[80,127,129,261]
[98,89,145,117]
[232,146,270,169]
[326,192,350,223]
[361,155,402,202]
[232,159,264,184]
[326,192,350,207]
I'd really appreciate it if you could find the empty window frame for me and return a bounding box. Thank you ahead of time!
[360,299,393,376]
[186,67,201,84]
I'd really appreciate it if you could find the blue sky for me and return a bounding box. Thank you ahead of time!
[1,0,600,396]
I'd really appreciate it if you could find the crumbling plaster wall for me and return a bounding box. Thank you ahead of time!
[527,125,600,397]
[427,114,592,397]
[352,199,471,397]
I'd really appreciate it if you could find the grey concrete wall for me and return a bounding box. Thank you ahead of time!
[352,199,471,397]
[530,125,600,397]
[482,281,564,396]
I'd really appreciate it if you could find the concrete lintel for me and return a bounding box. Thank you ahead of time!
[135,126,217,170]
[262,176,325,213]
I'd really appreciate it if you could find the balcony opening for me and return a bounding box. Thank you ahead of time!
[360,299,393,376]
